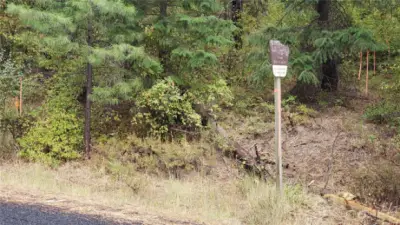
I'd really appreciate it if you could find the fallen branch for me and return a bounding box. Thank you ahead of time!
[324,194,400,224]
[210,119,273,179]
[322,132,343,193]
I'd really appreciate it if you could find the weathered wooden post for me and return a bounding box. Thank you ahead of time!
[269,40,290,197]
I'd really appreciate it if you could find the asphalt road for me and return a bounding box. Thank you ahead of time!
[0,202,142,225]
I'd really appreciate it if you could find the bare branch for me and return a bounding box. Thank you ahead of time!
[322,131,343,193]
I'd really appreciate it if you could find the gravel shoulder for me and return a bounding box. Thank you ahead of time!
[0,201,138,225]
[0,189,204,225]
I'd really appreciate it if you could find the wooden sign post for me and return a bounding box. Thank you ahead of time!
[269,40,289,197]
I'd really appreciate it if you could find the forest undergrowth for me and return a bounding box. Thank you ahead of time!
[2,0,400,224]
[1,93,398,225]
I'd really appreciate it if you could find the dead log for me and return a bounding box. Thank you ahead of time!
[324,194,400,224]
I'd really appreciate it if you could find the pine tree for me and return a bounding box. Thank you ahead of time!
[137,0,236,118]
[7,0,161,160]
[247,0,381,93]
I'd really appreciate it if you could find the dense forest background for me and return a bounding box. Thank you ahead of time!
[1,0,400,223]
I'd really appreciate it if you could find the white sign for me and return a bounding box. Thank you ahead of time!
[272,65,288,78]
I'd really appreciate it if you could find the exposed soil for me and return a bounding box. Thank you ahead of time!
[212,101,400,224]
[221,105,379,197]
[282,110,373,194]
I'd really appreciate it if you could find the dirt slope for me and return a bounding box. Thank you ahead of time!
[222,106,376,195]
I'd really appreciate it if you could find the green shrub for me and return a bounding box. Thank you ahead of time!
[364,101,400,125]
[17,77,83,166]
[282,95,297,110]
[190,78,234,114]
[133,79,202,139]
[18,110,82,165]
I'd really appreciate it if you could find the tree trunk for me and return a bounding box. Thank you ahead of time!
[159,0,168,68]
[321,59,338,91]
[232,0,243,49]
[358,51,362,80]
[317,0,339,91]
[317,0,330,22]
[365,50,369,96]
[85,9,93,160]
[386,39,390,59]
[373,51,376,75]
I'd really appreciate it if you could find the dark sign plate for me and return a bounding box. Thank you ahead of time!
[269,40,289,66]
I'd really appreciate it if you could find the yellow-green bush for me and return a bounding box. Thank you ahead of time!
[18,110,82,166]
[96,135,212,178]
[133,80,202,139]
[17,76,83,166]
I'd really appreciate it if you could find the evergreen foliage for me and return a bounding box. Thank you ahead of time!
[247,1,383,88]
[7,0,161,161]
[1,0,400,165]
[142,0,235,107]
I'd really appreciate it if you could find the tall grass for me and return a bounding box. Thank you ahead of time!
[0,162,309,225]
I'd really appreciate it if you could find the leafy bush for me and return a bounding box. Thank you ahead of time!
[133,79,202,139]
[282,95,318,126]
[18,110,82,165]
[190,79,234,115]
[282,95,297,110]
[17,77,83,166]
[364,101,400,126]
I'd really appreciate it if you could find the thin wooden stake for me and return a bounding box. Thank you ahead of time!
[358,52,362,80]
[19,77,22,116]
[366,50,369,96]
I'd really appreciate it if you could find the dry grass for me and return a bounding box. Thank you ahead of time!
[0,161,356,225]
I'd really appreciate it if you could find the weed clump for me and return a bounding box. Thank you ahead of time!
[351,161,400,206]
[95,136,212,178]
[238,176,305,225]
